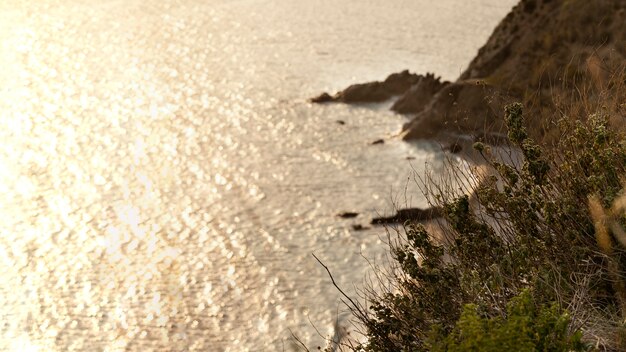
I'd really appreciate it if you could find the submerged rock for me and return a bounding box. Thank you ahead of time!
[337,212,359,218]
[371,207,442,225]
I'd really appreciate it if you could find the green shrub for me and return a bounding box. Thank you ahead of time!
[427,290,585,352]
[340,103,626,351]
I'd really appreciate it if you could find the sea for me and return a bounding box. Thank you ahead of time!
[0,0,516,350]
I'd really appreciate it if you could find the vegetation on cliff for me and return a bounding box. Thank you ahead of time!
[308,0,626,350]
[318,101,626,351]
[403,0,626,142]
[313,0,625,144]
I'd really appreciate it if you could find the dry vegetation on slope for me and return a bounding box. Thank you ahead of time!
[313,0,625,146]
[308,1,626,350]
[402,0,626,143]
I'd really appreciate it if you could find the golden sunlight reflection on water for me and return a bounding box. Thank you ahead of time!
[0,0,516,350]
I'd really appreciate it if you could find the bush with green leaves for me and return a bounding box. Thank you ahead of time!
[337,103,626,351]
[427,290,585,352]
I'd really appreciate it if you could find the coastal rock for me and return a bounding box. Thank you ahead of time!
[316,0,625,143]
[311,70,422,104]
[371,207,442,225]
[391,73,449,114]
[351,224,370,231]
[403,0,626,142]
[311,92,334,103]
[338,70,421,103]
[401,81,510,140]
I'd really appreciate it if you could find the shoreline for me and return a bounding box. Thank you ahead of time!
[312,0,624,145]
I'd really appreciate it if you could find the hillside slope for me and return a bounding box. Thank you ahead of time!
[313,0,626,143]
[402,0,625,141]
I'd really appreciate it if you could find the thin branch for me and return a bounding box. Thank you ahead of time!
[312,253,365,319]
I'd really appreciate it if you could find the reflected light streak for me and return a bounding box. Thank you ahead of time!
[11,335,41,352]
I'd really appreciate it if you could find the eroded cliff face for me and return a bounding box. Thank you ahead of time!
[402,0,626,141]
[460,0,626,84]
[314,0,626,143]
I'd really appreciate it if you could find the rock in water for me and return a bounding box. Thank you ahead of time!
[371,207,442,225]
[337,70,421,103]
[351,224,370,231]
[310,70,422,104]
[311,92,333,103]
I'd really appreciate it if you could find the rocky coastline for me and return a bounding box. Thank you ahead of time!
[321,0,625,227]
[317,1,626,349]
[314,0,625,144]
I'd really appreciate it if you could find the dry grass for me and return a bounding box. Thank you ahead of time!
[306,60,626,352]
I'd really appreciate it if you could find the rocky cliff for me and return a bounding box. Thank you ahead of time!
[314,0,626,143]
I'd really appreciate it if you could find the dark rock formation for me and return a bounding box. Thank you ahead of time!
[371,207,442,225]
[311,70,422,104]
[391,73,449,114]
[351,224,370,231]
[339,70,420,103]
[402,0,626,142]
[311,92,334,103]
[401,81,511,139]
[314,0,626,144]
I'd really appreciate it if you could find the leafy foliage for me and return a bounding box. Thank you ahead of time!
[343,103,626,351]
[427,290,585,352]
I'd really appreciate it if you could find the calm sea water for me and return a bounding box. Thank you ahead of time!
[0,1,515,350]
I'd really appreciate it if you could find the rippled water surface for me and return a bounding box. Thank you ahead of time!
[0,1,516,350]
